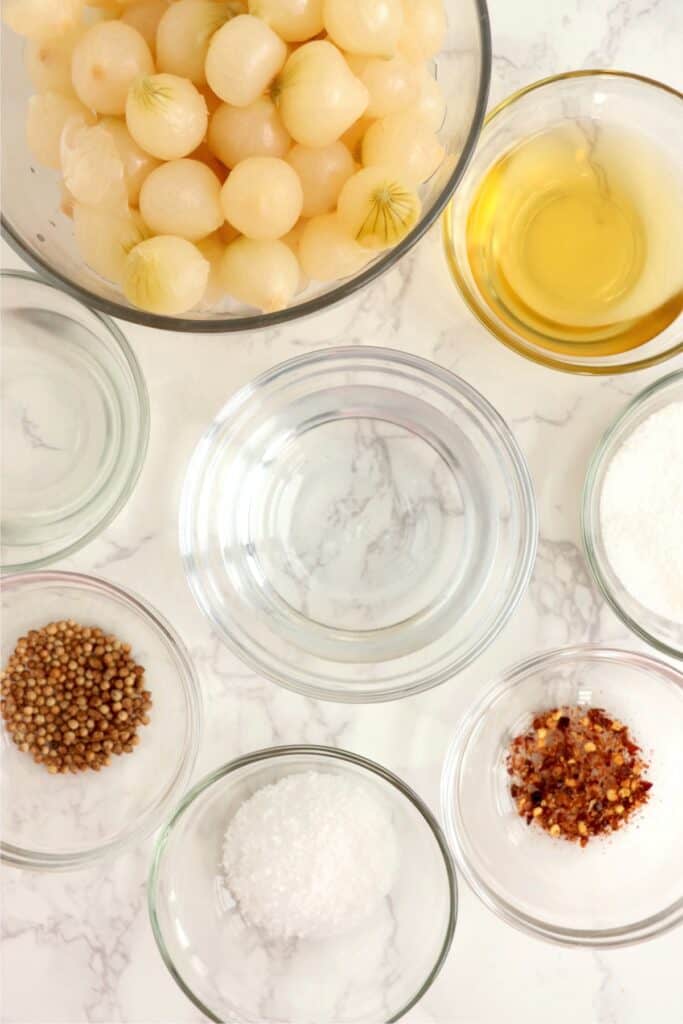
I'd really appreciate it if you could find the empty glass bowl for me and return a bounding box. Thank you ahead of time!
[1,2,491,332]
[443,71,683,374]
[180,347,537,702]
[582,371,683,659]
[1,271,149,572]
[1,572,202,870]
[441,645,683,947]
[149,746,456,1024]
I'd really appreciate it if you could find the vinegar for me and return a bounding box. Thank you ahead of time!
[465,123,683,356]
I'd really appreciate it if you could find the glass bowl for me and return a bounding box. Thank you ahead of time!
[442,71,683,374]
[0,2,491,333]
[149,745,456,1024]
[582,371,683,658]
[0,571,202,870]
[441,645,683,947]
[1,270,149,572]
[180,347,537,703]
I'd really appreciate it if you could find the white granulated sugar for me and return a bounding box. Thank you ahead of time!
[600,401,683,623]
[222,771,400,941]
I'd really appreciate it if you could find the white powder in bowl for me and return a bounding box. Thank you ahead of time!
[600,400,683,623]
[222,770,400,941]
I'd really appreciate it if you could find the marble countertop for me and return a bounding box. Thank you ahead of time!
[2,1,683,1021]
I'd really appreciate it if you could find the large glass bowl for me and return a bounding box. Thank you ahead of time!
[0,571,202,870]
[443,71,683,374]
[149,746,456,1024]
[0,2,491,332]
[441,645,683,947]
[582,370,683,659]
[1,270,149,572]
[180,347,537,703]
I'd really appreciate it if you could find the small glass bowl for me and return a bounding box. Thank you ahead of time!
[1,572,202,870]
[441,645,683,947]
[180,347,537,702]
[1,271,149,572]
[582,370,683,659]
[442,71,683,374]
[149,746,456,1024]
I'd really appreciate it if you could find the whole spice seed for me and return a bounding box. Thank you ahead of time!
[0,621,152,775]
[507,706,651,846]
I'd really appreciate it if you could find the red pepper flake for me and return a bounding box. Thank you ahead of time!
[506,706,651,846]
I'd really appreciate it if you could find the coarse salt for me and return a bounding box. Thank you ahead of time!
[222,770,400,941]
[600,400,683,623]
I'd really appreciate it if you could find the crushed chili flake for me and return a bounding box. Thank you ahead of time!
[506,706,651,847]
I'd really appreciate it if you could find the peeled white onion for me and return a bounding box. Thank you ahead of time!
[220,156,303,240]
[121,0,169,54]
[346,54,418,118]
[247,0,323,42]
[99,116,160,206]
[126,74,208,160]
[196,232,227,305]
[139,159,224,241]
[156,0,243,85]
[286,141,356,218]
[273,40,368,148]
[337,165,421,249]
[298,213,371,281]
[71,20,154,115]
[362,112,444,184]
[208,97,291,169]
[73,203,149,283]
[26,92,95,169]
[324,0,403,58]
[205,14,287,106]
[220,237,300,312]
[3,0,84,39]
[25,25,83,95]
[124,235,210,314]
[60,117,129,210]
[403,65,446,130]
[398,0,446,62]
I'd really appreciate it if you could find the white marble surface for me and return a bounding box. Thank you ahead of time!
[2,0,683,1021]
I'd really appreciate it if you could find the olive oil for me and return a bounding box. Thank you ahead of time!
[466,124,683,355]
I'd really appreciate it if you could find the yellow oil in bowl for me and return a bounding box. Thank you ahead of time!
[466,123,683,357]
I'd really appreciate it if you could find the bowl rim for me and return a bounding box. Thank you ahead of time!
[1,2,492,334]
[148,744,458,1024]
[179,344,538,703]
[0,570,203,871]
[581,369,683,659]
[0,269,151,573]
[441,69,683,376]
[440,643,683,948]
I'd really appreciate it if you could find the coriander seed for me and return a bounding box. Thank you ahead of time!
[1,620,152,775]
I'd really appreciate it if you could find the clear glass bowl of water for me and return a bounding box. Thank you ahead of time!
[149,746,456,1024]
[1,270,149,571]
[180,347,537,702]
